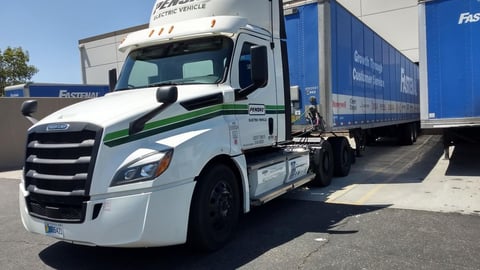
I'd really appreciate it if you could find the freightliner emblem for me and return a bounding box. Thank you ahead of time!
[46,123,70,131]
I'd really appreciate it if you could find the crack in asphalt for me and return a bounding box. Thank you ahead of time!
[297,238,329,270]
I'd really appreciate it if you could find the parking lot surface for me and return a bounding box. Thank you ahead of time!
[0,135,479,269]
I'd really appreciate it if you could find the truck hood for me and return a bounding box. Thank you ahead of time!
[37,88,159,128]
[35,85,232,128]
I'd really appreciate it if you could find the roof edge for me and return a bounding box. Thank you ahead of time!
[78,23,149,44]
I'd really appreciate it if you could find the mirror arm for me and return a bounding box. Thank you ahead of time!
[24,116,38,125]
[129,86,178,135]
[129,103,172,135]
[235,84,257,100]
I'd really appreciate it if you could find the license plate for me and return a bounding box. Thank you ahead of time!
[44,223,64,238]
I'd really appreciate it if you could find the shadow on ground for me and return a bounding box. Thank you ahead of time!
[446,144,480,177]
[345,135,444,185]
[39,199,389,270]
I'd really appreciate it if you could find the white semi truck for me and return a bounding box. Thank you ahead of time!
[19,0,419,250]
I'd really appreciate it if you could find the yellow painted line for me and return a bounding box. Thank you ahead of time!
[352,136,436,205]
[354,184,386,205]
[353,136,432,205]
[323,136,437,206]
[326,184,357,203]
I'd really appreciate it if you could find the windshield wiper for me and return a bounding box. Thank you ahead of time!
[115,82,183,91]
[148,81,184,88]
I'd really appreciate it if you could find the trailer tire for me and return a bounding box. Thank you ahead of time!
[188,164,240,251]
[413,123,418,143]
[398,123,414,145]
[311,140,334,187]
[329,137,352,177]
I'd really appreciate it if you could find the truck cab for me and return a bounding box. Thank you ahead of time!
[19,0,329,251]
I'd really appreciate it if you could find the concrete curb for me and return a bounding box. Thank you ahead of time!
[0,170,22,180]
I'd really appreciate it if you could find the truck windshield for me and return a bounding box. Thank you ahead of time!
[115,36,233,90]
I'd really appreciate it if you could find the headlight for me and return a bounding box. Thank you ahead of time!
[111,150,173,186]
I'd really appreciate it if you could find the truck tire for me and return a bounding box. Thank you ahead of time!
[413,123,418,143]
[311,140,334,187]
[188,164,240,251]
[398,123,414,145]
[329,137,352,177]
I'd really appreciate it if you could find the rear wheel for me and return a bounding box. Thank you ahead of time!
[412,123,418,143]
[311,140,334,187]
[398,123,415,145]
[329,137,352,177]
[188,164,240,251]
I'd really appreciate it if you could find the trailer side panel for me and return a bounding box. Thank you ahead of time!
[421,0,480,128]
[286,1,420,130]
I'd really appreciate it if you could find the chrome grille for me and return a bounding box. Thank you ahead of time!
[24,123,102,223]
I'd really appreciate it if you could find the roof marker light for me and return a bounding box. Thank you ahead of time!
[149,29,155,37]
[158,28,164,36]
[211,19,216,28]
[168,26,174,34]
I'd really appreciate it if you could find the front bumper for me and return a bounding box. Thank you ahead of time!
[19,180,196,247]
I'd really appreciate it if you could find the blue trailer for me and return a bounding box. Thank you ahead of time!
[284,0,420,146]
[4,83,109,98]
[419,0,480,158]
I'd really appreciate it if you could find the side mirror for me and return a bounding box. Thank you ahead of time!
[21,100,39,125]
[236,45,268,99]
[21,100,38,116]
[108,68,117,92]
[156,86,178,104]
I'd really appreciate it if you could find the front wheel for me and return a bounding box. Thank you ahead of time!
[188,164,240,251]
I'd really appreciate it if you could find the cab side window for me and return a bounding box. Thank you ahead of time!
[238,43,255,89]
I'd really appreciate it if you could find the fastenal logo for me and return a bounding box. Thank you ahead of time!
[46,123,70,132]
[400,68,417,96]
[458,12,480,24]
[59,90,99,98]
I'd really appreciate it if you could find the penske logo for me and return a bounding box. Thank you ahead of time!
[248,104,265,115]
[154,0,204,11]
[458,12,480,24]
[152,0,211,20]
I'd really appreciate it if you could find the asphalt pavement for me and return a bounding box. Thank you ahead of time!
[1,134,479,270]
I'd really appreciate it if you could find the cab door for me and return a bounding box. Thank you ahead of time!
[230,34,279,150]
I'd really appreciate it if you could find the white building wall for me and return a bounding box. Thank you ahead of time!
[79,1,419,84]
[79,24,148,84]
[337,0,419,62]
